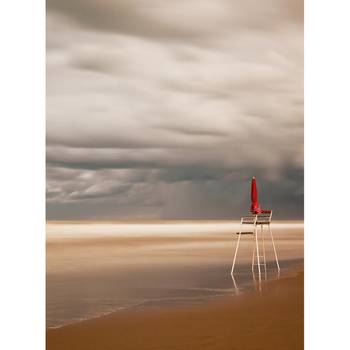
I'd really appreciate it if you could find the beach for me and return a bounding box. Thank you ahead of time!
[47,271,303,350]
[46,221,303,349]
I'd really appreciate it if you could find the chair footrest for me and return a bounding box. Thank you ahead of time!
[236,231,254,235]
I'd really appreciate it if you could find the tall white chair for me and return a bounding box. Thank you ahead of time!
[230,211,280,282]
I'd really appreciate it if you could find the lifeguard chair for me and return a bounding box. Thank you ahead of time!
[230,177,280,281]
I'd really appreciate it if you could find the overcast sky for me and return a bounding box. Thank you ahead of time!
[46,0,303,220]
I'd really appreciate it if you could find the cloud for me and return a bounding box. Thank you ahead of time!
[47,0,303,44]
[46,0,303,219]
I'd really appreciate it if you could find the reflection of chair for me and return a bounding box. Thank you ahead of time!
[231,274,240,295]
[230,210,280,282]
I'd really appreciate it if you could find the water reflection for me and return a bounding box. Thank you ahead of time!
[231,274,240,295]
[232,267,281,293]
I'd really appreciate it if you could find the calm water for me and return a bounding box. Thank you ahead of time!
[46,221,304,328]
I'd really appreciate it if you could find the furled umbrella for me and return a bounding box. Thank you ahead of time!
[250,177,271,214]
[250,177,261,214]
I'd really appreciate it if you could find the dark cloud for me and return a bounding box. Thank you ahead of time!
[46,165,303,220]
[46,0,303,219]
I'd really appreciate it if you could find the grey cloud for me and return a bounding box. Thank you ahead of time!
[47,167,140,203]
[46,165,303,220]
[68,183,132,201]
[47,0,303,44]
[153,125,229,138]
[46,0,303,219]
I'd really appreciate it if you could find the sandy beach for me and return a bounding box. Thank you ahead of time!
[46,221,303,349]
[47,270,303,350]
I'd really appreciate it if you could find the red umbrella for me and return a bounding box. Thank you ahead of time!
[250,177,271,214]
[250,177,261,214]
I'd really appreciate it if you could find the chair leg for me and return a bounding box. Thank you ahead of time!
[261,224,267,280]
[255,225,262,282]
[268,224,280,271]
[231,232,241,275]
[261,224,266,266]
[251,244,255,272]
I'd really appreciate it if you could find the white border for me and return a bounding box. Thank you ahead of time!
[1,1,350,349]
[305,1,350,349]
[0,1,45,350]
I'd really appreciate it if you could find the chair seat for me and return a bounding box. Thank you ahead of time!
[240,212,272,225]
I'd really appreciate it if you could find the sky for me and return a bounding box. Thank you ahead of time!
[46,0,303,220]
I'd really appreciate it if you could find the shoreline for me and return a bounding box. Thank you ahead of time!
[47,262,303,330]
[47,268,304,350]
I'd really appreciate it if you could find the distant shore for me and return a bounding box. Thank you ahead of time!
[47,219,305,224]
[47,269,304,350]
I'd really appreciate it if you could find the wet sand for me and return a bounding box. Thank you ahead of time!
[47,270,303,350]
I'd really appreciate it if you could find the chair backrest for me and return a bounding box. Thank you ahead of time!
[255,211,272,224]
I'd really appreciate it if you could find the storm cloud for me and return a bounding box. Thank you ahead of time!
[46,0,303,220]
